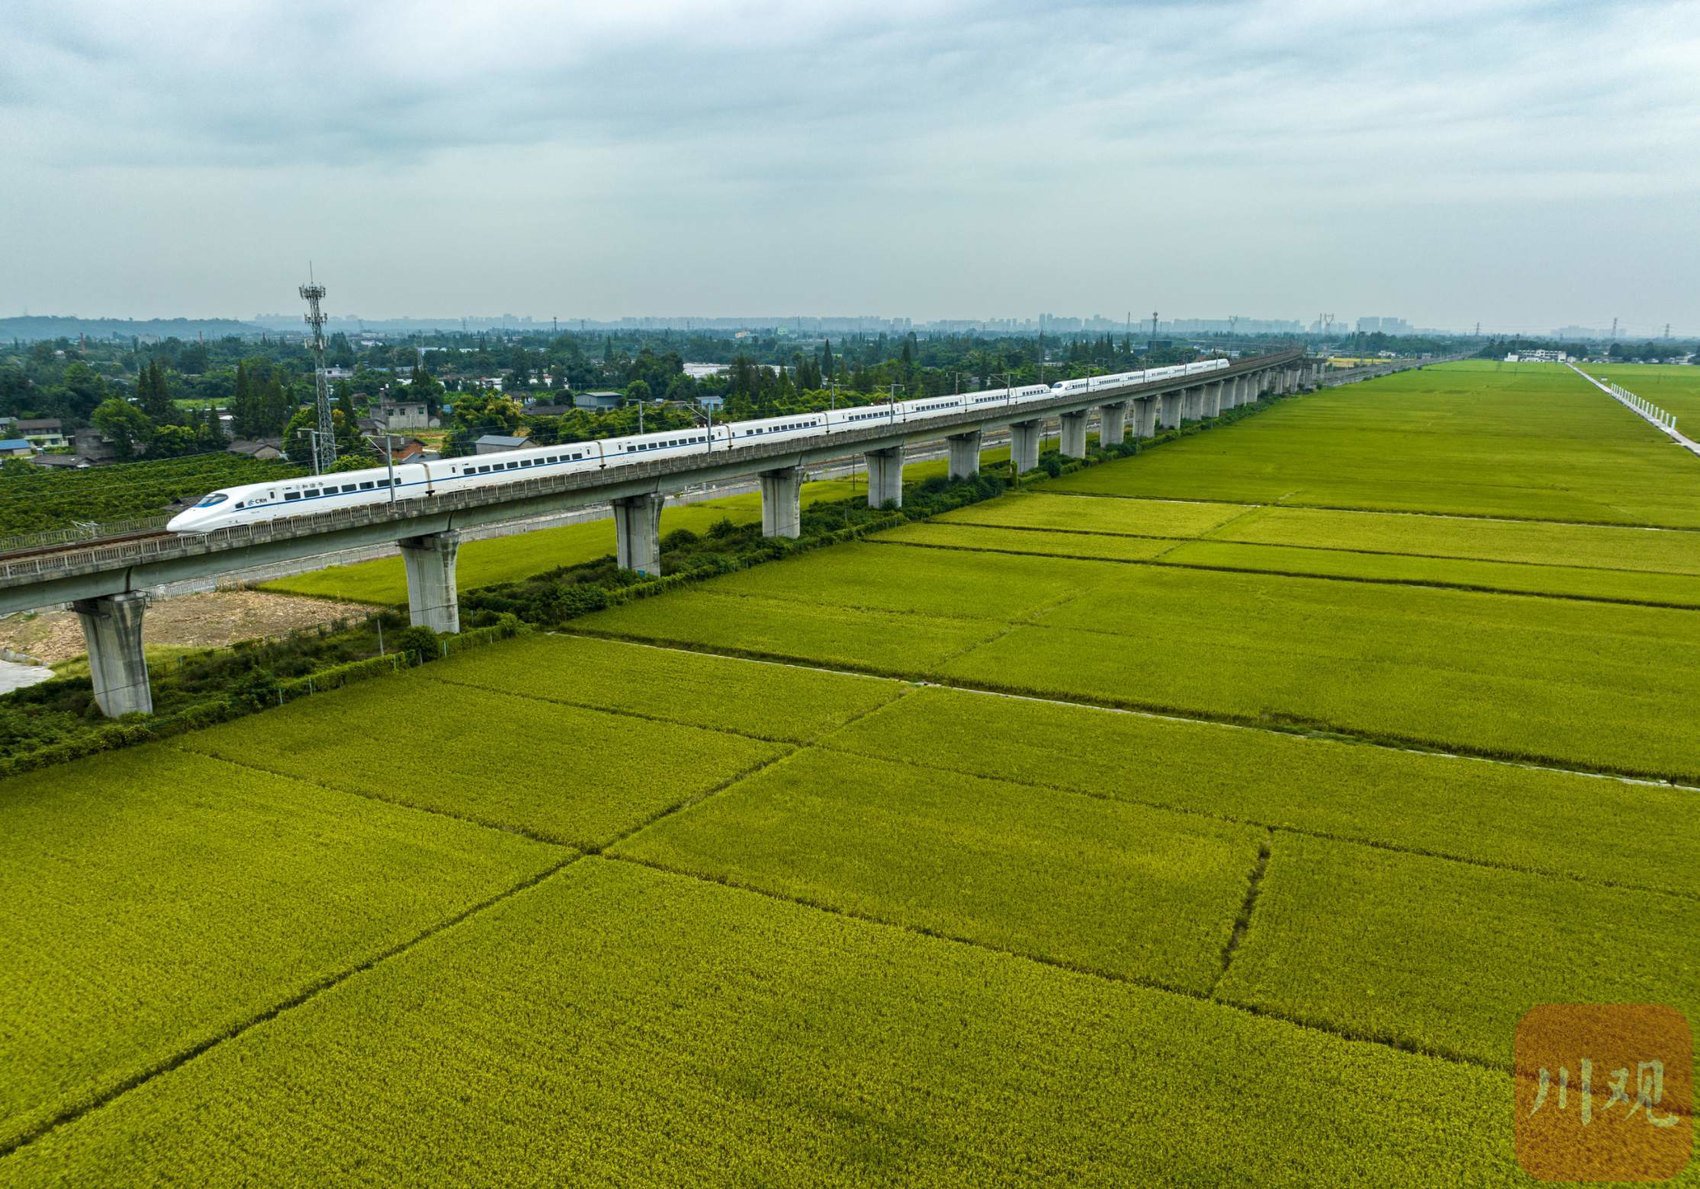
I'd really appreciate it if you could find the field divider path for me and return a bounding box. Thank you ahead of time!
[1033,486,1700,532]
[422,672,811,746]
[864,536,1700,612]
[925,581,1100,669]
[561,629,1700,791]
[0,849,584,1163]
[599,849,1506,1074]
[798,737,1700,906]
[581,689,910,857]
[168,745,572,847]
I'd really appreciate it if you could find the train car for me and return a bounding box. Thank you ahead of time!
[166,463,434,532]
[1086,370,1146,392]
[724,411,828,443]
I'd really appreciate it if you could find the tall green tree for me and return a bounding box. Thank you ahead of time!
[91,398,152,460]
[230,360,257,438]
[137,359,177,424]
[334,382,364,456]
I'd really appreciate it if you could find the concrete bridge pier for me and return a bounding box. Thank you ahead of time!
[1009,420,1043,472]
[1098,400,1128,447]
[1206,381,1224,418]
[72,592,153,718]
[865,447,904,508]
[612,494,664,576]
[1159,391,1183,430]
[399,530,462,633]
[1059,410,1090,458]
[1134,396,1159,438]
[947,430,983,480]
[758,466,803,539]
[1222,376,1240,410]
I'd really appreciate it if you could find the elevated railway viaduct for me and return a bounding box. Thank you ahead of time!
[0,351,1434,716]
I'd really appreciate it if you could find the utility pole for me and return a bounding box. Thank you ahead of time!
[362,431,399,504]
[299,272,335,475]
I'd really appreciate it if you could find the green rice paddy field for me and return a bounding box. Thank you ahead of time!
[3,362,1698,1184]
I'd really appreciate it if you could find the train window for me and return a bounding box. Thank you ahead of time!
[341,484,358,493]
[234,502,246,509]
[193,493,229,508]
[360,482,375,490]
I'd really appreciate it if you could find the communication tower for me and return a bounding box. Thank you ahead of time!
[299,273,336,475]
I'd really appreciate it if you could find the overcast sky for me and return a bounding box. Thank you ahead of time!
[3,0,1697,332]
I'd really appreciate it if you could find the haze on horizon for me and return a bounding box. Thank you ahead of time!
[3,0,1697,336]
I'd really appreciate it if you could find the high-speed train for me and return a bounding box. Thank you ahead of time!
[167,359,1229,533]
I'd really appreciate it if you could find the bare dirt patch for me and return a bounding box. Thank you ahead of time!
[0,590,363,665]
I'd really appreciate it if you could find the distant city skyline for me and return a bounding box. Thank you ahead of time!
[5,308,1691,344]
[4,0,1696,335]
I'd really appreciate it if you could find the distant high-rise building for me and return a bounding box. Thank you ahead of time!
[1355,316,1413,335]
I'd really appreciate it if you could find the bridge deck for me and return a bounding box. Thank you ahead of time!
[0,349,1381,616]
